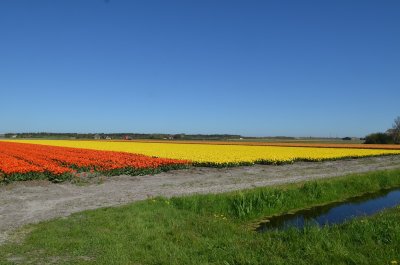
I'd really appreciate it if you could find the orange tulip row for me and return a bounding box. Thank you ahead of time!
[0,141,189,181]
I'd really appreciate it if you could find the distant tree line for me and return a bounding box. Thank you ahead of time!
[365,116,400,144]
[5,132,97,139]
[4,132,242,141]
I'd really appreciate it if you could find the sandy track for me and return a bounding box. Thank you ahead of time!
[1,155,400,244]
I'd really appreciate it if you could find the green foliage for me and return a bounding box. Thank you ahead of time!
[301,181,323,199]
[0,165,189,184]
[102,164,189,177]
[2,172,73,183]
[192,155,398,168]
[365,132,394,144]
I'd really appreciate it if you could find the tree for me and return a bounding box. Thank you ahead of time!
[392,116,400,144]
[365,133,393,144]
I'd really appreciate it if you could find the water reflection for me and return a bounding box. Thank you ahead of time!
[257,188,400,232]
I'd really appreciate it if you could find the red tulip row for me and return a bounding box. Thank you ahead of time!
[0,141,189,182]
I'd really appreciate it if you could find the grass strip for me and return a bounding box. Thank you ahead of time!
[1,169,400,264]
[170,168,400,221]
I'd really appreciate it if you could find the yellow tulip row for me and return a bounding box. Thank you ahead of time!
[5,140,400,166]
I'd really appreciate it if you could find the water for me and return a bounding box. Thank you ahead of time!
[256,188,400,232]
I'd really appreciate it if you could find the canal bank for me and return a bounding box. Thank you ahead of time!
[1,169,400,264]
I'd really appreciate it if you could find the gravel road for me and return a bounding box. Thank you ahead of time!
[1,155,399,244]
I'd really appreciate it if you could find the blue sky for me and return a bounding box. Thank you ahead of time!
[1,0,399,137]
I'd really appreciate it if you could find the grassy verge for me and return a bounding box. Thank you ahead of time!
[1,169,400,264]
[169,168,400,221]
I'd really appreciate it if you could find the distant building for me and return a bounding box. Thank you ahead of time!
[124,135,132,140]
[105,136,112,140]
[94,134,101,140]
[11,135,17,138]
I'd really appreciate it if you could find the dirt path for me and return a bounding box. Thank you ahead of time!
[1,155,400,244]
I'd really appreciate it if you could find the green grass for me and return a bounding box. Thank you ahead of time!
[1,169,400,264]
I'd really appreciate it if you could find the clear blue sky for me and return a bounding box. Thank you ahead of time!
[1,0,399,137]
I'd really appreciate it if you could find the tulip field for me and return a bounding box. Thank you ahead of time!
[0,141,188,182]
[6,139,400,165]
[1,139,400,182]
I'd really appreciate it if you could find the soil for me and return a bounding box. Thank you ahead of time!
[1,155,399,244]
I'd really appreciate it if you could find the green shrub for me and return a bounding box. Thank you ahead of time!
[364,132,394,144]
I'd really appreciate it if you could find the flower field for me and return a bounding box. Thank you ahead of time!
[103,139,400,150]
[0,141,189,182]
[3,140,400,168]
